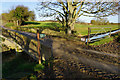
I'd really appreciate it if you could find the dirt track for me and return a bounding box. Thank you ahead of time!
[47,37,120,79]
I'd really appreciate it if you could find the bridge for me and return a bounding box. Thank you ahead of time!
[1,26,53,63]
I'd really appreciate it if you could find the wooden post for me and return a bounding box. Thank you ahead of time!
[109,28,111,37]
[87,27,90,45]
[37,29,41,64]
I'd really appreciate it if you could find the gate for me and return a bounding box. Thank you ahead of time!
[86,27,112,44]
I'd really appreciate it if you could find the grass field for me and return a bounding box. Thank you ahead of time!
[5,21,119,46]
[6,21,119,36]
[74,23,119,36]
[20,21,119,36]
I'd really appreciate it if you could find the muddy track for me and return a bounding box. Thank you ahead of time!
[51,37,120,79]
[87,41,120,55]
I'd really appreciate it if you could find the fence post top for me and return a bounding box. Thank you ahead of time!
[37,29,39,33]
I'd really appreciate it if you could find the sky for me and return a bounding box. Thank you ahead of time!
[0,0,119,23]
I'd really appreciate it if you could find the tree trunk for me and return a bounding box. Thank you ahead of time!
[66,19,75,35]
[67,28,72,34]
[65,28,72,34]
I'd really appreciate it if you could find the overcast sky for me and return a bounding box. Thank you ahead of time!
[0,1,119,23]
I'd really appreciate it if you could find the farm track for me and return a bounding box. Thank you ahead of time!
[48,37,120,79]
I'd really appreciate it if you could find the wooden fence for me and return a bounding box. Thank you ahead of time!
[80,27,113,44]
[87,27,112,43]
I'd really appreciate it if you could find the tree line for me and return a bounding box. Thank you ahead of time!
[1,5,35,26]
[91,18,109,25]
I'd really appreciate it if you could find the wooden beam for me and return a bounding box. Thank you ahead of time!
[87,27,90,45]
[37,29,41,64]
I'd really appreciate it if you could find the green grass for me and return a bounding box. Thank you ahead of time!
[21,21,119,36]
[8,21,119,46]
[89,33,120,46]
[89,36,114,46]
[20,21,119,46]
[21,21,63,31]
[74,24,119,36]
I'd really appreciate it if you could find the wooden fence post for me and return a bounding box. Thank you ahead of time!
[87,27,90,45]
[37,29,41,64]
[109,28,111,37]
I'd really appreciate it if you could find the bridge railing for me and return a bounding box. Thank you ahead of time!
[1,26,53,63]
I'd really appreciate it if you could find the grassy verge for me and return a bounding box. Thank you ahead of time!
[89,36,114,46]
[89,33,120,46]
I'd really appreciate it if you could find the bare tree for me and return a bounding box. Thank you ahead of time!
[37,0,119,34]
